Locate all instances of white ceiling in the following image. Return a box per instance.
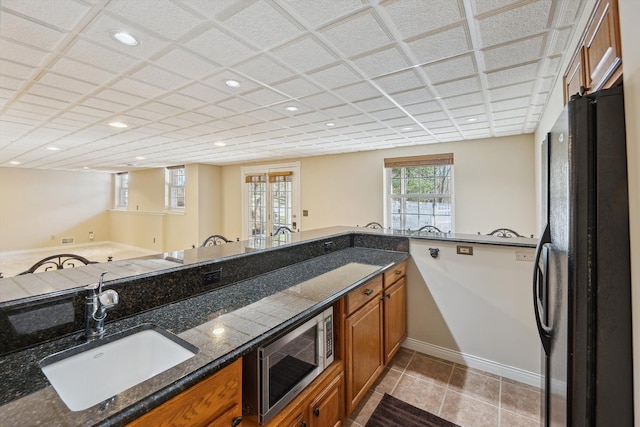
[0,0,585,171]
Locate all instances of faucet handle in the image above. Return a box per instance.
[99,289,119,308]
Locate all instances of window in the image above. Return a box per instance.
[166,166,185,209]
[242,163,300,239]
[115,172,128,208]
[385,153,453,232]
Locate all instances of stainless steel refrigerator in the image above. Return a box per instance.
[533,86,634,426]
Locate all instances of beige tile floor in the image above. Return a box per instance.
[346,348,541,427]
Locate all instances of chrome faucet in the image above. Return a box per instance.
[85,271,119,340]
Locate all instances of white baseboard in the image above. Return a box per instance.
[401,337,542,388]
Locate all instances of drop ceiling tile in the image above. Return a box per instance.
[19,94,70,110]
[66,39,138,73]
[160,93,206,110]
[381,0,463,39]
[448,105,487,118]
[49,57,116,85]
[471,0,521,15]
[488,81,534,101]
[373,68,422,94]
[95,88,147,106]
[493,116,526,127]
[281,0,365,28]
[27,83,83,102]
[179,83,230,103]
[352,45,411,78]
[440,91,484,109]
[107,0,203,40]
[433,76,481,98]
[299,92,343,109]
[155,48,220,79]
[130,65,190,90]
[403,100,441,115]
[38,72,98,95]
[477,0,552,48]
[240,88,289,106]
[1,11,67,51]
[142,101,184,116]
[234,55,294,84]
[492,108,527,120]
[1,39,51,67]
[333,82,380,103]
[70,105,112,118]
[367,108,405,121]
[127,108,166,121]
[0,75,22,90]
[486,62,539,87]
[351,96,395,112]
[321,11,392,58]
[11,101,58,116]
[184,26,256,66]
[482,35,544,71]
[272,36,338,73]
[217,97,261,113]
[196,104,236,119]
[421,54,476,84]
[406,25,470,65]
[306,63,361,89]
[1,0,91,31]
[272,77,322,99]
[81,98,128,113]
[389,87,431,105]
[222,0,302,49]
[0,59,35,79]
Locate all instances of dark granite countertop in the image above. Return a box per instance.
[0,247,408,426]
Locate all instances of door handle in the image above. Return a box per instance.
[313,407,320,417]
[533,223,552,354]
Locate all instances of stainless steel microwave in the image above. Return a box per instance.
[243,307,334,425]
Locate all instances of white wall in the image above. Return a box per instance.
[618,0,640,420]
[406,239,540,383]
[0,167,112,252]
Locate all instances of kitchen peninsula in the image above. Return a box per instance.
[0,227,536,426]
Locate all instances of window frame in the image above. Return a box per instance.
[114,172,128,208]
[166,165,186,210]
[384,154,454,233]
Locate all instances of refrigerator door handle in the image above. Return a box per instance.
[533,223,552,354]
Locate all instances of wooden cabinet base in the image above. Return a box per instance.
[127,359,242,427]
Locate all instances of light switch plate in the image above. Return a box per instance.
[516,251,535,262]
[456,245,473,255]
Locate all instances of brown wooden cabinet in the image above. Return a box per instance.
[127,358,242,427]
[307,373,343,427]
[345,294,384,414]
[383,277,407,365]
[563,0,622,102]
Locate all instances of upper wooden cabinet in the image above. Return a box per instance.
[564,0,622,102]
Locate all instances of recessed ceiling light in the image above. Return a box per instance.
[285,106,298,112]
[214,142,226,147]
[401,127,414,131]
[326,122,335,127]
[466,117,479,122]
[46,146,60,151]
[225,79,240,88]
[135,156,145,160]
[9,161,20,165]
[112,31,139,46]
[109,121,128,128]
[83,166,90,170]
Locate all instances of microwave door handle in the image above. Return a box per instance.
[533,223,552,354]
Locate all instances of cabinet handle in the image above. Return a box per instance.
[231,416,243,427]
[314,408,320,417]
[301,422,307,427]
[387,293,391,299]
[364,289,373,296]
[395,270,402,275]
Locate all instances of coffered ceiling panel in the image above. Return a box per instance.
[0,0,587,170]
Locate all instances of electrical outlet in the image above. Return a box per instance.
[89,231,94,240]
[203,269,222,285]
[324,241,334,252]
[516,251,535,262]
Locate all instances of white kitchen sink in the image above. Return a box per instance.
[40,324,198,411]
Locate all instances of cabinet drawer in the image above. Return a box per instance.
[383,261,406,287]
[346,276,382,316]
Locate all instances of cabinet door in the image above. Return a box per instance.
[564,47,586,102]
[383,278,407,365]
[345,296,384,414]
[206,405,242,427]
[584,0,622,91]
[127,359,241,427]
[308,373,343,427]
